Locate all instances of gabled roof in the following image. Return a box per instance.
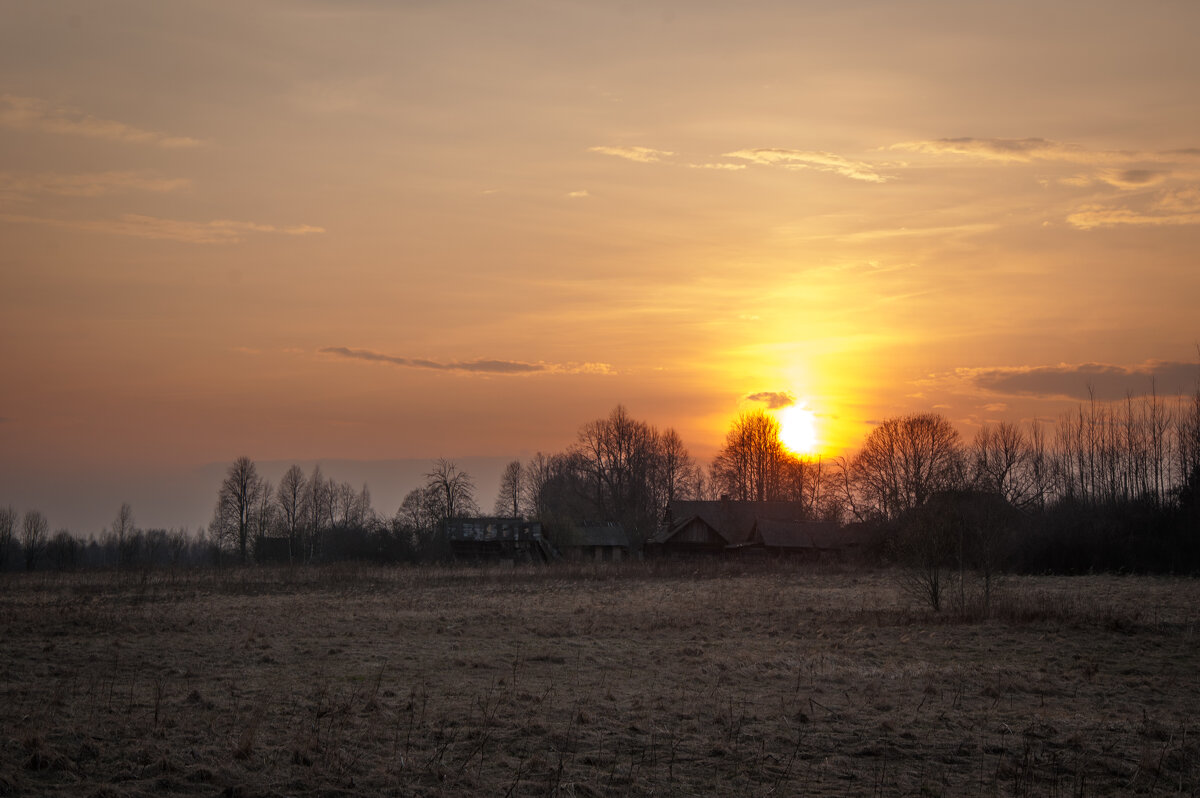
[652,500,811,546]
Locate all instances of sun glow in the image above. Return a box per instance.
[778,404,819,456]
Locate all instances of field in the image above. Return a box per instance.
[1,562,1198,797]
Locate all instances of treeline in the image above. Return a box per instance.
[835,390,1200,575]
[3,387,1198,574]
[0,503,210,572]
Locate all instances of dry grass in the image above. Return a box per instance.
[1,561,1198,796]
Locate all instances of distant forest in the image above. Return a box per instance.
[3,386,1199,575]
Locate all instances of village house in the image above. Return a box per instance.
[646,499,860,560]
[445,517,555,563]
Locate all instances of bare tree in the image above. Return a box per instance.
[656,427,701,504]
[493,460,524,517]
[113,502,136,568]
[849,413,965,521]
[425,459,478,523]
[21,509,48,571]
[971,422,1037,509]
[211,456,266,563]
[276,465,306,562]
[47,529,79,571]
[301,465,329,562]
[710,410,794,502]
[0,505,15,570]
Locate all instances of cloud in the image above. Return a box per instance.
[1067,187,1200,229]
[745,391,796,409]
[1096,169,1167,190]
[0,94,202,148]
[724,148,891,183]
[959,361,1199,401]
[1066,207,1200,229]
[566,189,590,199]
[0,171,191,200]
[890,137,1083,163]
[891,138,1200,171]
[588,145,675,164]
[320,346,614,376]
[0,212,325,243]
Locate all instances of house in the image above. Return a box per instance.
[747,518,862,560]
[647,500,858,559]
[560,522,631,562]
[445,517,555,562]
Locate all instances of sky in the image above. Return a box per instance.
[2,1,1199,532]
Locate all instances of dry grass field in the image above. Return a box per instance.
[1,562,1198,797]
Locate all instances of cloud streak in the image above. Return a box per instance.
[320,347,614,376]
[0,94,202,148]
[891,137,1200,169]
[1067,187,1200,229]
[0,171,191,200]
[725,148,891,183]
[959,361,1199,401]
[745,391,796,409]
[589,145,675,164]
[0,213,325,243]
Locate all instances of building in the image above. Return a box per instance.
[560,522,632,562]
[647,500,858,559]
[445,517,555,562]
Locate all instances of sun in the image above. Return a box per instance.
[778,404,819,456]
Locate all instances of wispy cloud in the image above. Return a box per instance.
[724,148,891,183]
[0,94,202,148]
[566,189,590,199]
[891,137,1200,168]
[0,212,325,243]
[956,360,1198,401]
[320,346,615,376]
[1067,187,1200,229]
[0,171,191,200]
[892,137,1200,229]
[890,137,1086,163]
[745,391,796,409]
[588,145,675,164]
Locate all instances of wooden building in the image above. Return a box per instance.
[445,517,555,563]
[561,522,632,562]
[647,500,858,559]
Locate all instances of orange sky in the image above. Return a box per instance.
[2,2,1199,530]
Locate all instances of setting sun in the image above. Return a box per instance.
[778,404,819,456]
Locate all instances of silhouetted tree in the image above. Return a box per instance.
[847,413,965,521]
[21,509,48,571]
[47,529,78,571]
[298,465,332,562]
[276,465,306,562]
[493,460,524,517]
[711,410,795,502]
[425,459,478,524]
[971,422,1037,509]
[112,502,137,568]
[0,505,15,570]
[211,456,266,563]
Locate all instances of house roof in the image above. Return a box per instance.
[651,500,812,546]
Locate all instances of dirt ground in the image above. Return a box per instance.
[1,562,1198,797]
